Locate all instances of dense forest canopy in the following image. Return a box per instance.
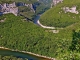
[0,14,80,60]
[0,0,80,60]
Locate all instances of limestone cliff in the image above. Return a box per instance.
[51,0,63,8]
[0,2,18,16]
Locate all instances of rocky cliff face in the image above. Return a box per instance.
[62,6,79,14]
[0,2,35,16]
[0,2,18,16]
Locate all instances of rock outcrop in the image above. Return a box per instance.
[63,6,79,14]
[27,4,35,13]
[0,2,18,16]
[53,0,63,5]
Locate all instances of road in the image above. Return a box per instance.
[37,20,55,29]
[34,15,56,29]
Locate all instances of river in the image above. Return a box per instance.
[0,48,53,60]
[33,15,40,25]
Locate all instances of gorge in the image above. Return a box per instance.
[0,0,80,60]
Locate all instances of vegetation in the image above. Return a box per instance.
[0,0,80,60]
[35,0,52,14]
[0,55,28,60]
[18,6,36,21]
[0,0,37,4]
[40,0,80,28]
[35,3,49,14]
[70,30,80,51]
[0,0,51,21]
[57,30,80,60]
[0,14,80,60]
[0,0,37,21]
[0,16,5,21]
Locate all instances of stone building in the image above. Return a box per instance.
[0,2,18,16]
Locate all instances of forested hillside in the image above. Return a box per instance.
[0,14,80,60]
[38,0,80,59]
[0,0,80,60]
[35,0,52,14]
[40,0,80,27]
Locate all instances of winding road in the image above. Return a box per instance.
[37,20,56,29]
[34,15,56,29]
[33,15,60,33]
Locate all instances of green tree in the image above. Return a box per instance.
[70,30,80,51]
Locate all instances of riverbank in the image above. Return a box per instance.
[0,46,55,60]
